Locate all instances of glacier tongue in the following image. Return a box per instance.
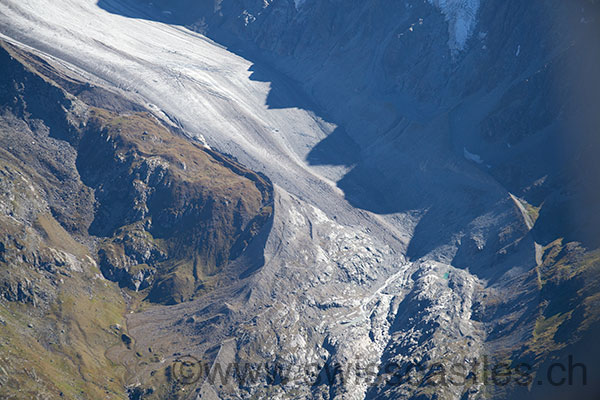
[0,1,506,399]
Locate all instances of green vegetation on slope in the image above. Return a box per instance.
[0,39,274,398]
[526,239,600,359]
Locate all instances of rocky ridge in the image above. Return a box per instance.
[0,39,273,398]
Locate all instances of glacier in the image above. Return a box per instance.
[1,0,599,399]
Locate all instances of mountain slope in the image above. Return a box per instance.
[1,1,599,399]
[0,40,272,398]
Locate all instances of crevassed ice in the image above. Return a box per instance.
[428,0,480,53]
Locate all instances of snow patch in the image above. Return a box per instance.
[428,0,480,53]
[463,147,483,164]
[294,0,306,9]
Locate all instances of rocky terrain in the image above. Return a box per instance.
[1,0,599,399]
[0,40,272,398]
